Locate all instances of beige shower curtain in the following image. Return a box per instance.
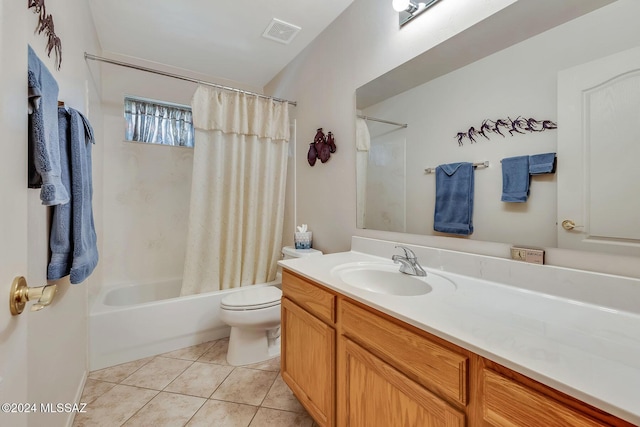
[180,86,290,295]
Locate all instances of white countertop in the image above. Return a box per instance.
[278,249,640,425]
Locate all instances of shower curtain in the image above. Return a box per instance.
[180,86,290,295]
[355,117,370,229]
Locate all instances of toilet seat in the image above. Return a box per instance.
[221,286,282,311]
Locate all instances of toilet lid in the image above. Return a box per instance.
[220,286,282,311]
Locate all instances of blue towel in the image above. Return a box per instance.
[48,107,98,284]
[28,45,70,206]
[434,162,474,236]
[501,156,530,202]
[529,152,556,174]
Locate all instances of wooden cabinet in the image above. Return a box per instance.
[281,271,336,427]
[480,368,604,427]
[340,299,468,407]
[280,269,634,427]
[474,358,634,427]
[338,336,465,427]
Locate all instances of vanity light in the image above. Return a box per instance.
[394,0,441,27]
[393,0,416,13]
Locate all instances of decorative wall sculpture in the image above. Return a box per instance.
[28,0,62,69]
[455,117,557,146]
[308,128,337,166]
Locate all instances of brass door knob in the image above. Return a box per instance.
[9,276,58,315]
[561,219,584,231]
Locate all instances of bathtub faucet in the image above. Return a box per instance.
[392,246,427,277]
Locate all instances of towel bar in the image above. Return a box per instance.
[425,161,489,174]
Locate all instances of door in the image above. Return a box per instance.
[558,46,640,256]
[0,1,30,426]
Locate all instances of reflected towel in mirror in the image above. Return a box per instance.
[501,156,530,202]
[434,162,474,236]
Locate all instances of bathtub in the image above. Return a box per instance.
[89,276,281,371]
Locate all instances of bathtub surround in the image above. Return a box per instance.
[90,279,281,371]
[181,87,290,295]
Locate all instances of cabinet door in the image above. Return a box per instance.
[338,337,465,427]
[281,297,335,427]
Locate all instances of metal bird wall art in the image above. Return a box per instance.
[455,117,557,146]
[28,0,62,69]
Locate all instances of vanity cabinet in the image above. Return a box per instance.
[338,336,465,427]
[476,358,633,427]
[281,271,336,427]
[338,299,466,426]
[280,269,634,427]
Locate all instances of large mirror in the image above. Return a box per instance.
[356,0,640,255]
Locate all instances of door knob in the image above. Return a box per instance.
[9,276,58,315]
[561,219,584,231]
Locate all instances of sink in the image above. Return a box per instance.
[330,262,442,296]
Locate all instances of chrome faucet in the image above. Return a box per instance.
[392,245,426,277]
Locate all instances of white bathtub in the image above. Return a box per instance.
[89,276,281,371]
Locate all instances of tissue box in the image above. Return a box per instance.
[294,231,312,249]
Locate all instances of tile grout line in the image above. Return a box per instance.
[78,340,313,426]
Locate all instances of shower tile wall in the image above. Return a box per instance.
[74,338,318,427]
[102,99,194,287]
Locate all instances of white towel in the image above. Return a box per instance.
[355,118,371,152]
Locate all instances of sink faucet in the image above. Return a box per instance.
[392,245,426,277]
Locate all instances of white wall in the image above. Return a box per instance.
[267,0,640,278]
[267,0,517,251]
[22,1,103,426]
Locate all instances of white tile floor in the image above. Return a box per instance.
[73,338,317,426]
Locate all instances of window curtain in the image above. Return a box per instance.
[180,86,290,295]
[124,97,194,147]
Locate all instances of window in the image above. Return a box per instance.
[124,96,194,147]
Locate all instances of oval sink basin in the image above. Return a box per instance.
[330,262,438,296]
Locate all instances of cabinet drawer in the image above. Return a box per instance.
[340,300,468,406]
[282,270,335,324]
[481,368,605,427]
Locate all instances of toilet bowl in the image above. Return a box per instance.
[219,286,283,366]
[219,246,322,366]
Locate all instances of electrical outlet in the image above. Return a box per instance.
[510,248,527,261]
[511,246,545,264]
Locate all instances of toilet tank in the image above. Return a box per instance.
[281,246,323,260]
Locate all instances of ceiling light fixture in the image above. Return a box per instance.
[394,0,442,27]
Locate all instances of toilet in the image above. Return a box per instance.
[219,246,322,366]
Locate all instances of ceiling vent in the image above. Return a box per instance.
[262,18,301,45]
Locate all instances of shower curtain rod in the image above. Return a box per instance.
[357,115,407,128]
[84,53,297,107]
